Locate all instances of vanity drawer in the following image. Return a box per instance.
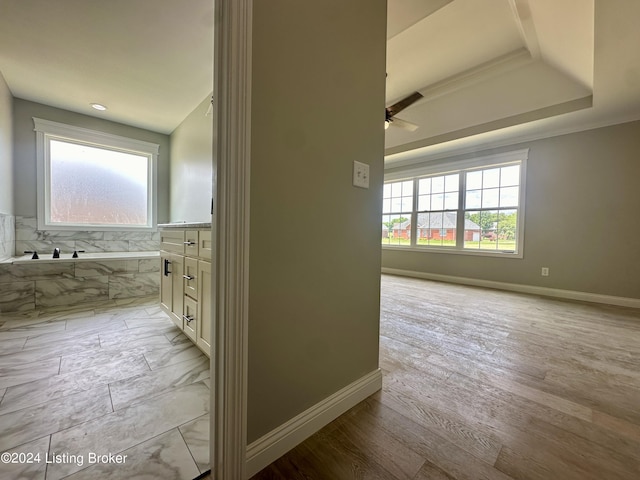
[184,230,200,257]
[160,230,185,254]
[183,296,198,343]
[183,257,198,301]
[198,229,212,259]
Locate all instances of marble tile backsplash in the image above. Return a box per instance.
[0,213,15,261]
[14,216,160,256]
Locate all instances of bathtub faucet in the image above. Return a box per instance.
[53,247,60,259]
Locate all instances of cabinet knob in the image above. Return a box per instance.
[183,315,194,324]
[184,241,196,245]
[183,275,194,280]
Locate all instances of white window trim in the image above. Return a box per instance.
[34,118,159,231]
[383,149,528,259]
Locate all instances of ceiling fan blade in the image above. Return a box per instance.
[386,91,423,117]
[389,117,419,132]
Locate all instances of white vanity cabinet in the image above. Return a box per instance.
[159,225,212,357]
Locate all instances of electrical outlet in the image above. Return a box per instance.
[541,267,549,277]
[353,161,370,189]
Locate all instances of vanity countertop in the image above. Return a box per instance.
[158,222,212,229]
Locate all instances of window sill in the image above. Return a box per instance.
[381,245,523,259]
[37,222,156,232]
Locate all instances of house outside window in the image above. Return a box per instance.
[416,173,459,247]
[34,118,159,231]
[382,180,413,246]
[382,149,527,257]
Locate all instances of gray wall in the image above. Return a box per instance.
[169,94,213,222]
[383,120,640,299]
[247,0,386,442]
[12,99,171,223]
[0,71,13,260]
[0,71,12,214]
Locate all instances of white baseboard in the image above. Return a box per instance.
[381,267,640,309]
[245,368,382,478]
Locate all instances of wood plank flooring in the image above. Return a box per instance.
[251,274,640,480]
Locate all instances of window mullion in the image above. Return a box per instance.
[411,178,418,246]
[456,171,466,249]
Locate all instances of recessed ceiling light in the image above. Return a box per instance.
[91,103,107,111]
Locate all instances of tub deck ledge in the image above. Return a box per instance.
[7,251,159,265]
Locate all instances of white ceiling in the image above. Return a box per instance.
[1,0,639,159]
[0,0,214,134]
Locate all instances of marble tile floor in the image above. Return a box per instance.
[0,297,210,480]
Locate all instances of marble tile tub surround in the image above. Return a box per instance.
[0,213,15,261]
[0,256,160,313]
[0,216,162,313]
[15,216,160,255]
[0,298,210,479]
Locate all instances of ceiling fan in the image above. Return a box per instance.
[385,91,423,131]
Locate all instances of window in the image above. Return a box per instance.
[382,149,527,257]
[34,118,158,231]
[382,180,412,245]
[416,173,459,247]
[463,164,520,252]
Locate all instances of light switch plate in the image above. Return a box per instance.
[353,161,370,189]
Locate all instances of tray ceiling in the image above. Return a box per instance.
[384,0,597,156]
